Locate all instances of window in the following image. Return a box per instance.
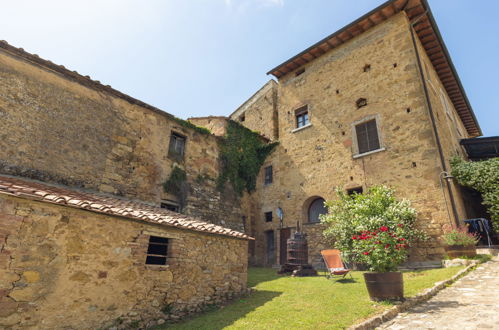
[308,198,327,223]
[347,187,363,195]
[168,132,186,160]
[264,165,273,185]
[295,106,309,128]
[355,119,380,154]
[264,211,273,222]
[239,114,245,122]
[145,236,169,265]
[160,201,179,212]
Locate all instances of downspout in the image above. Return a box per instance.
[408,15,460,227]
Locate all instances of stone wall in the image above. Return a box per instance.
[0,46,243,231]
[235,12,471,265]
[0,194,248,329]
[230,80,278,141]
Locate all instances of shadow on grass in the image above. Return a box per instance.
[160,290,282,330]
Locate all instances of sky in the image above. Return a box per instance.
[1,0,498,136]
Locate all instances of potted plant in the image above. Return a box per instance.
[442,227,479,258]
[321,185,426,301]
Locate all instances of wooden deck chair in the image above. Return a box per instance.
[320,249,352,280]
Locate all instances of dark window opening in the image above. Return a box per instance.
[356,98,368,109]
[295,106,309,128]
[308,198,327,223]
[347,187,363,195]
[355,119,380,154]
[264,211,273,222]
[295,68,305,76]
[239,114,245,122]
[160,201,179,212]
[168,132,186,160]
[145,236,169,265]
[264,165,273,185]
[363,64,371,72]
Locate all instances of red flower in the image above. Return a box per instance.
[352,235,357,240]
[398,238,406,242]
[380,226,389,232]
[385,244,390,249]
[397,224,403,228]
[363,251,370,255]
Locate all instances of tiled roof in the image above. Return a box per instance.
[0,175,252,240]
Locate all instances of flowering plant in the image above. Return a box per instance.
[321,185,426,272]
[442,227,479,247]
[352,224,411,272]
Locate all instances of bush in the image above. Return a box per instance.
[321,185,426,272]
[442,227,479,246]
[451,157,499,229]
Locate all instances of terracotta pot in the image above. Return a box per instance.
[444,245,476,259]
[363,272,403,301]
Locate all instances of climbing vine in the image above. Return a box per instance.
[163,166,188,208]
[451,157,499,228]
[217,120,278,196]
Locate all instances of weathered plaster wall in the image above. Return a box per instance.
[239,12,468,266]
[0,49,243,231]
[0,195,248,329]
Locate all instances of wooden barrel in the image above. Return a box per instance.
[287,233,308,265]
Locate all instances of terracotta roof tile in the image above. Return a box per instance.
[0,175,252,240]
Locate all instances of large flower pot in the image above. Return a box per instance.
[444,245,476,259]
[363,272,403,301]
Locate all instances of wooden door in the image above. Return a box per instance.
[279,228,291,265]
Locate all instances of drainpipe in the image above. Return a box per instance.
[408,15,460,228]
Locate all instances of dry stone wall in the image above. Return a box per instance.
[0,194,248,329]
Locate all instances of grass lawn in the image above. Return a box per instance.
[159,266,464,330]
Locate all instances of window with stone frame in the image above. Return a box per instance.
[295,106,309,128]
[264,165,273,185]
[168,132,186,160]
[264,211,273,222]
[145,236,169,265]
[355,119,381,154]
[347,186,363,195]
[308,198,327,223]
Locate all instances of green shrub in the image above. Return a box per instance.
[451,157,499,229]
[321,185,426,272]
[442,226,479,246]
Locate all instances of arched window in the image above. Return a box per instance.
[308,198,327,223]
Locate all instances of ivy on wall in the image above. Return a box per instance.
[163,166,188,208]
[217,120,278,196]
[451,157,499,228]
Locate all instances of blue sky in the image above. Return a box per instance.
[2,0,497,136]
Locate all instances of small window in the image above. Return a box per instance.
[295,106,309,128]
[160,201,179,212]
[347,187,363,195]
[239,114,245,122]
[355,119,380,154]
[308,198,327,223]
[145,236,169,265]
[168,132,186,160]
[264,211,273,222]
[264,165,273,185]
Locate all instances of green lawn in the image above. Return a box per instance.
[159,266,464,330]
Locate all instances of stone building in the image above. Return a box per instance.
[0,0,489,327]
[228,0,483,267]
[0,33,251,328]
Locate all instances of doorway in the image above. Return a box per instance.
[279,228,291,265]
[265,230,275,265]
